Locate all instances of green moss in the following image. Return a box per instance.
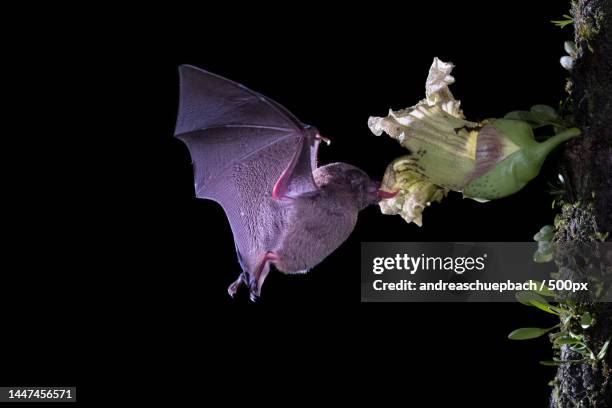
[554,200,608,242]
[572,2,606,53]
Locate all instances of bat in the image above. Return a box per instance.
[174,65,394,300]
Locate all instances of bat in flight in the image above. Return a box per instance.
[174,65,394,300]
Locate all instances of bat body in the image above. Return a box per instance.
[174,66,388,300]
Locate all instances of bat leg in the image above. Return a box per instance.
[249,251,279,301]
[228,244,249,297]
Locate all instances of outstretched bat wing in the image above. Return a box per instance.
[174,65,320,272]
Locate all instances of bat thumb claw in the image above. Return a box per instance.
[316,134,331,146]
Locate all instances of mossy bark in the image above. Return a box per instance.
[550,0,612,406]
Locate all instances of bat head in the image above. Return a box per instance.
[317,163,382,210]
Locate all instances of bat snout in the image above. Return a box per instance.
[366,180,381,193]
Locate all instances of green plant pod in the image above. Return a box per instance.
[462,120,580,200]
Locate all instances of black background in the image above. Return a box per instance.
[4,1,576,405]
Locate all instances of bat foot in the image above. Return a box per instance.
[227,273,247,298]
[228,271,262,301]
[227,271,262,301]
[228,252,277,301]
[247,251,276,301]
[248,276,263,302]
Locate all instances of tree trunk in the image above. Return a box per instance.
[551,0,612,406]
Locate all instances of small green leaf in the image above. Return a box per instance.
[505,109,565,129]
[531,299,562,315]
[508,327,553,340]
[569,331,584,340]
[534,251,554,263]
[551,15,573,29]
[515,291,560,315]
[543,358,589,365]
[580,312,593,329]
[516,291,546,306]
[597,339,610,360]
[532,113,565,127]
[504,110,533,121]
[533,241,554,263]
[538,241,553,254]
[570,344,587,353]
[531,105,559,119]
[525,280,556,298]
[554,336,581,345]
[551,330,569,339]
[504,111,544,128]
[534,225,555,242]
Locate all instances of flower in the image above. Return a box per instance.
[378,157,448,227]
[370,58,580,225]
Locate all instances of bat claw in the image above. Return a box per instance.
[228,253,275,301]
[316,134,331,146]
[249,280,261,302]
[227,273,247,298]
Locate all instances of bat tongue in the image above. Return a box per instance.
[377,189,398,200]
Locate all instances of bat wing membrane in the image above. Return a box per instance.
[174,65,319,270]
